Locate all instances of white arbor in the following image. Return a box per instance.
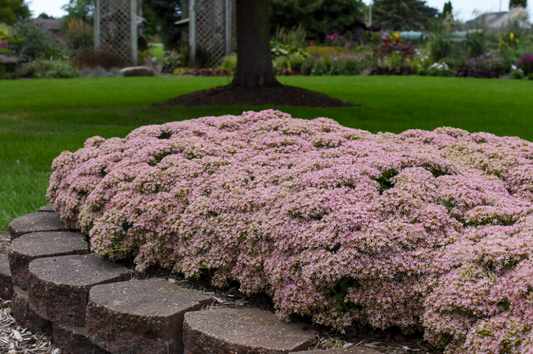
[94,0,141,66]
[179,0,235,67]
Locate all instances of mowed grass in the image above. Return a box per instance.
[1,75,532,229]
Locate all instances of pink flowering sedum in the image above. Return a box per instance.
[47,110,533,353]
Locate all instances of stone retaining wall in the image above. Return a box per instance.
[1,207,379,354]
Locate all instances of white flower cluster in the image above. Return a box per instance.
[429,62,450,70]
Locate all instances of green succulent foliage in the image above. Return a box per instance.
[270,0,365,40]
[510,0,528,8]
[0,0,31,25]
[372,0,439,31]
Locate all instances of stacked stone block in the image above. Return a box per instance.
[0,208,380,354]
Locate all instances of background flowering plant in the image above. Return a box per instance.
[456,55,505,79]
[517,54,533,76]
[48,110,533,353]
[427,62,453,77]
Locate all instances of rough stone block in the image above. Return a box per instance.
[9,212,67,240]
[9,231,89,290]
[0,254,13,300]
[87,279,212,354]
[297,347,381,354]
[12,286,52,336]
[183,307,317,354]
[28,254,132,327]
[52,322,110,354]
[38,204,55,213]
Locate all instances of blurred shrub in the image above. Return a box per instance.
[272,24,306,48]
[383,52,404,70]
[9,19,65,62]
[455,55,504,78]
[370,66,416,76]
[287,52,307,73]
[330,55,371,75]
[498,46,527,72]
[172,67,193,75]
[219,55,237,73]
[273,51,308,73]
[300,57,315,75]
[80,66,123,78]
[427,62,454,77]
[64,19,93,53]
[306,46,349,58]
[528,73,533,80]
[311,57,330,76]
[72,44,127,70]
[430,34,458,62]
[510,67,525,79]
[465,31,487,58]
[16,60,79,79]
[161,51,184,73]
[161,51,185,73]
[407,49,432,73]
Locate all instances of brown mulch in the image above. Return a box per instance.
[154,85,357,108]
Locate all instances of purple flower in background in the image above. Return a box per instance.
[0,41,8,48]
[518,54,533,67]
[517,54,533,75]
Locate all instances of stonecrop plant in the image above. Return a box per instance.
[48,110,533,353]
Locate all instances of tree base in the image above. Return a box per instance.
[154,85,356,108]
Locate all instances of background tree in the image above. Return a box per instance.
[372,0,439,31]
[510,0,528,8]
[232,0,278,88]
[60,0,93,33]
[270,0,364,40]
[142,0,181,49]
[61,0,93,22]
[442,1,453,20]
[37,13,54,19]
[0,0,30,25]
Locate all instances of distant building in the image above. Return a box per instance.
[466,10,531,30]
[32,18,63,34]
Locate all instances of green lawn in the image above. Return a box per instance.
[1,75,532,229]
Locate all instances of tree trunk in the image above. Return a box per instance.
[232,0,280,88]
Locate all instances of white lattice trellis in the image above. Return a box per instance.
[94,0,138,66]
[183,0,235,68]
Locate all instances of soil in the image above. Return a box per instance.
[154,85,357,108]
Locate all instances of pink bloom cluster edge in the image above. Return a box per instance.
[47,110,533,353]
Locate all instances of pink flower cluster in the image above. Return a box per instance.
[47,110,533,353]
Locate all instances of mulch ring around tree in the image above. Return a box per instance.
[154,85,358,108]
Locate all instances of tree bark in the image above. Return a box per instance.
[232,0,280,88]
